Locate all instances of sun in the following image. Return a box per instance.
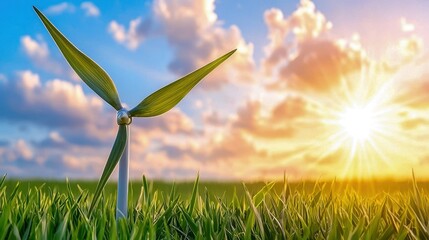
[274,64,422,180]
[339,106,377,143]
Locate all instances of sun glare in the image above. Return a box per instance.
[291,64,424,180]
[339,106,376,143]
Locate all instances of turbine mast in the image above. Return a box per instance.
[116,125,129,219]
[116,109,132,219]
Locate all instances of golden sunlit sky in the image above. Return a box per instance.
[1,0,429,180]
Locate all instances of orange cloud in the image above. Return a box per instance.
[6,0,429,180]
[262,1,366,93]
[271,96,309,121]
[233,101,295,139]
[276,39,365,92]
[262,0,332,74]
[153,0,255,89]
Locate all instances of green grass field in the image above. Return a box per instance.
[1,175,429,239]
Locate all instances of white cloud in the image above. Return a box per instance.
[1,139,34,162]
[45,2,76,15]
[20,35,64,75]
[153,0,255,89]
[400,17,415,32]
[20,36,81,81]
[7,0,429,180]
[17,70,41,90]
[262,8,290,74]
[289,0,332,40]
[106,0,255,89]
[81,2,100,17]
[108,18,150,50]
[21,35,49,59]
[0,70,104,128]
[49,131,66,143]
[14,140,33,161]
[0,69,202,179]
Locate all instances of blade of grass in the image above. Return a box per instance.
[187,174,199,215]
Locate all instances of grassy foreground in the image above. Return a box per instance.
[1,176,429,239]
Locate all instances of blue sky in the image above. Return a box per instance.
[1,0,429,180]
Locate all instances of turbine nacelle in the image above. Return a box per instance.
[117,108,132,125]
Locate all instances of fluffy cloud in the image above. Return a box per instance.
[276,39,365,92]
[134,108,194,135]
[108,18,151,50]
[0,71,104,128]
[6,0,429,180]
[271,97,309,121]
[0,71,122,150]
[263,1,365,93]
[45,2,76,15]
[400,17,415,33]
[137,95,321,179]
[202,110,228,127]
[44,2,100,17]
[107,0,255,89]
[0,139,106,178]
[81,2,100,17]
[153,0,255,89]
[20,35,70,77]
[262,0,332,74]
[0,70,201,178]
[21,36,48,59]
[0,139,44,177]
[233,101,295,139]
[228,95,319,142]
[262,9,290,75]
[149,128,270,180]
[288,0,332,40]
[10,140,34,161]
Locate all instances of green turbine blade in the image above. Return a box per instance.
[33,6,122,110]
[89,125,127,214]
[129,49,236,117]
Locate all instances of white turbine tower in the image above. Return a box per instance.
[33,6,235,218]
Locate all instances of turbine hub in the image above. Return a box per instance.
[117,108,132,125]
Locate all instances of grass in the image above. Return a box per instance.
[1,175,429,239]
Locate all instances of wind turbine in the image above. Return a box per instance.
[33,6,235,218]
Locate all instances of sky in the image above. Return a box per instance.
[1,0,429,180]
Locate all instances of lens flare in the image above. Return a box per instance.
[274,64,424,180]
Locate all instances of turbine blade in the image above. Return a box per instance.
[129,49,236,117]
[89,125,127,214]
[33,6,122,110]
